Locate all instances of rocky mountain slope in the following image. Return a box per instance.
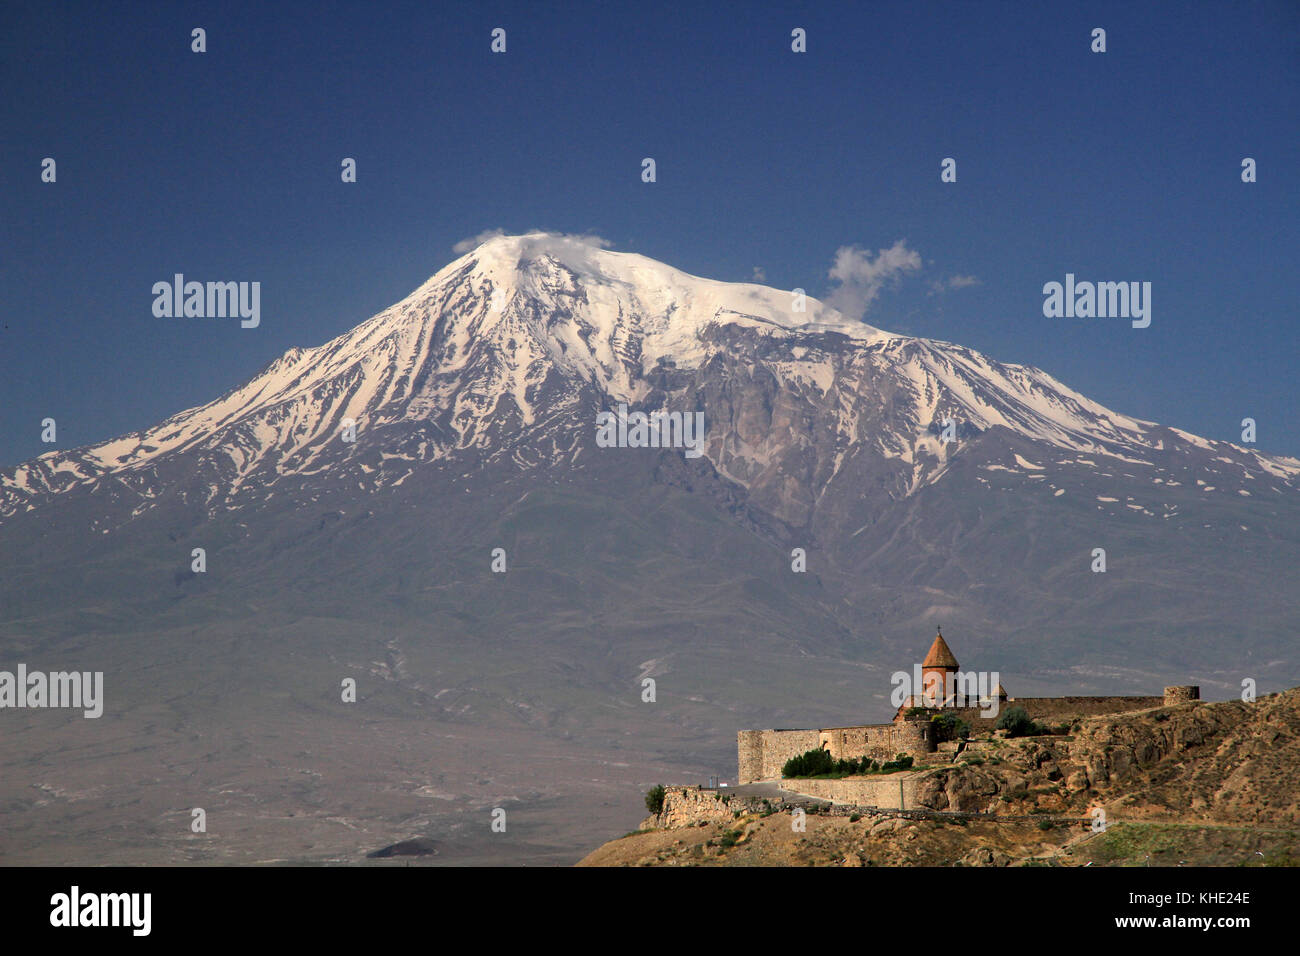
[7,233,1296,525]
[2,234,1297,865]
[3,233,1297,678]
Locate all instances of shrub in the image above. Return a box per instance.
[782,747,836,777]
[719,829,741,848]
[644,784,666,815]
[995,706,1045,738]
[880,754,914,772]
[930,712,971,742]
[849,813,862,823]
[782,748,912,778]
[1037,818,1054,831]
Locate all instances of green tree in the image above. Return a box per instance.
[995,706,1042,738]
[645,784,666,815]
[930,712,971,742]
[781,747,835,777]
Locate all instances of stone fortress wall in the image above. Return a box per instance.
[817,715,931,762]
[937,694,1167,730]
[738,729,821,784]
[738,721,934,784]
[738,671,1202,785]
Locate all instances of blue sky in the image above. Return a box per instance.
[2,0,1297,466]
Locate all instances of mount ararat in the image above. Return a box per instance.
[2,233,1296,864]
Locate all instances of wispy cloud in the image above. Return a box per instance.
[751,266,766,283]
[825,240,921,321]
[928,274,982,295]
[453,229,612,254]
[452,229,507,253]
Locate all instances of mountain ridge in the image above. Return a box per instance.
[1,239,1297,866]
[4,233,1296,526]
[2,234,1298,697]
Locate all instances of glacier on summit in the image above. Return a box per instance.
[2,233,1297,525]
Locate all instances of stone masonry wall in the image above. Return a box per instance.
[924,696,1167,729]
[1003,696,1166,724]
[648,786,769,829]
[737,731,766,785]
[739,721,934,783]
[737,729,820,783]
[740,695,1193,783]
[779,774,924,809]
[820,718,932,762]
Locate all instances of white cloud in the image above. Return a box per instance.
[825,240,921,321]
[751,266,766,283]
[452,229,507,254]
[542,231,612,250]
[452,229,612,255]
[928,274,982,295]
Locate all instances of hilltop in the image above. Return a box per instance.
[578,688,1300,866]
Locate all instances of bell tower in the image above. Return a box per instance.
[921,626,960,705]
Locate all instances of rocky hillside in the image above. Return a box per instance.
[578,689,1300,866]
[913,687,1300,825]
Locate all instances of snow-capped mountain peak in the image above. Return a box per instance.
[2,235,1297,526]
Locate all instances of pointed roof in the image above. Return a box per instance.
[994,683,1008,698]
[923,628,959,669]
